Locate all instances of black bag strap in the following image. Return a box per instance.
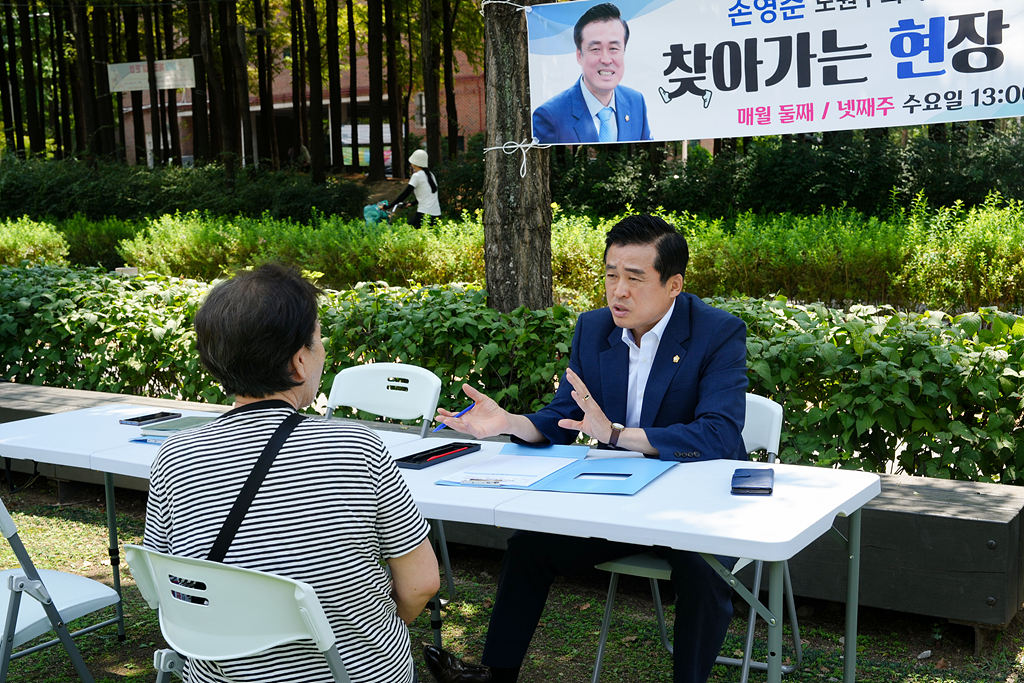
[207,412,305,563]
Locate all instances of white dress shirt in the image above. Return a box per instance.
[621,299,676,428]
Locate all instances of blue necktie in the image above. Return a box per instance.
[597,107,614,143]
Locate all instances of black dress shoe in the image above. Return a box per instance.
[423,645,492,683]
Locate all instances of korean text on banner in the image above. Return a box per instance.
[526,0,1024,145]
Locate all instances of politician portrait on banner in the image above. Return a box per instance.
[526,0,1024,145]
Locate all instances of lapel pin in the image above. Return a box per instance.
[625,115,630,122]
[673,355,679,363]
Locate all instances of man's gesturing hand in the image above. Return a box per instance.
[434,384,512,439]
[557,368,615,444]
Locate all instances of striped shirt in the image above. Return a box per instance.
[144,400,430,683]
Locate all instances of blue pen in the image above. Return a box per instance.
[432,402,476,432]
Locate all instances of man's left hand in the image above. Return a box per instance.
[556,368,615,444]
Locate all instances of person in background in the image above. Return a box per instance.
[394,149,442,229]
[144,263,439,683]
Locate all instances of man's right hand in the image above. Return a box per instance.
[435,384,511,439]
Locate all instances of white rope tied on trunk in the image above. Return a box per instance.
[483,138,552,177]
[479,0,531,16]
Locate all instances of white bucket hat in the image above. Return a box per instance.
[409,149,429,168]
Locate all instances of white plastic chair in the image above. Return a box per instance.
[124,545,351,683]
[324,362,456,607]
[0,498,120,683]
[591,394,802,683]
[324,362,442,438]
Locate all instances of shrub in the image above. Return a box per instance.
[896,193,1024,312]
[0,159,368,223]
[3,266,1022,483]
[0,217,68,266]
[720,297,1024,483]
[58,214,142,271]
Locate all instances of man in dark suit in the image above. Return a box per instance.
[425,215,748,683]
[532,3,653,144]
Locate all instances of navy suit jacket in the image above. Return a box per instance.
[520,293,748,462]
[532,77,652,144]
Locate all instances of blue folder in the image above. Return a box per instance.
[439,454,675,495]
[534,458,676,495]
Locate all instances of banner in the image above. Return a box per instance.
[107,59,196,93]
[527,0,1024,145]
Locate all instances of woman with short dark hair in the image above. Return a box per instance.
[145,263,439,683]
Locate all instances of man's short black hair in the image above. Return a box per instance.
[195,263,322,398]
[604,214,689,285]
[573,3,629,52]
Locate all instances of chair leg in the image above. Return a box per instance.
[433,520,456,601]
[426,592,444,649]
[718,559,804,677]
[649,578,673,655]
[783,562,803,672]
[739,561,765,683]
[591,572,619,683]
[0,589,23,683]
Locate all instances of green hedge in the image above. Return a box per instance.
[0,159,369,223]
[2,266,1022,483]
[11,194,1024,311]
[0,217,69,267]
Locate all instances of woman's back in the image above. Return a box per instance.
[144,401,429,683]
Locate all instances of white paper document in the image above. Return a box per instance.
[438,454,576,488]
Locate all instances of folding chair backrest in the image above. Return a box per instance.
[741,394,783,462]
[125,545,336,661]
[325,362,442,437]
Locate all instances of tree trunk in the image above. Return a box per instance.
[346,0,358,171]
[304,0,325,183]
[367,0,386,180]
[47,10,63,158]
[255,0,274,164]
[384,0,404,179]
[442,0,459,160]
[70,0,99,156]
[483,1,552,312]
[17,0,43,155]
[125,6,148,164]
[224,2,252,167]
[199,0,236,184]
[296,3,307,147]
[325,0,342,170]
[56,4,72,157]
[290,0,303,159]
[143,4,163,164]
[264,0,279,166]
[163,1,182,165]
[0,9,15,153]
[217,0,243,169]
[33,3,46,150]
[404,0,414,156]
[187,0,210,163]
[92,6,116,156]
[421,0,442,166]
[4,2,25,156]
[110,9,127,161]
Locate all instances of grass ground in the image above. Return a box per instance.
[2,476,1022,683]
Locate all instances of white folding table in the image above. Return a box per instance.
[0,408,880,683]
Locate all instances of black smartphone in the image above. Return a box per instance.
[119,411,182,426]
[396,442,481,469]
